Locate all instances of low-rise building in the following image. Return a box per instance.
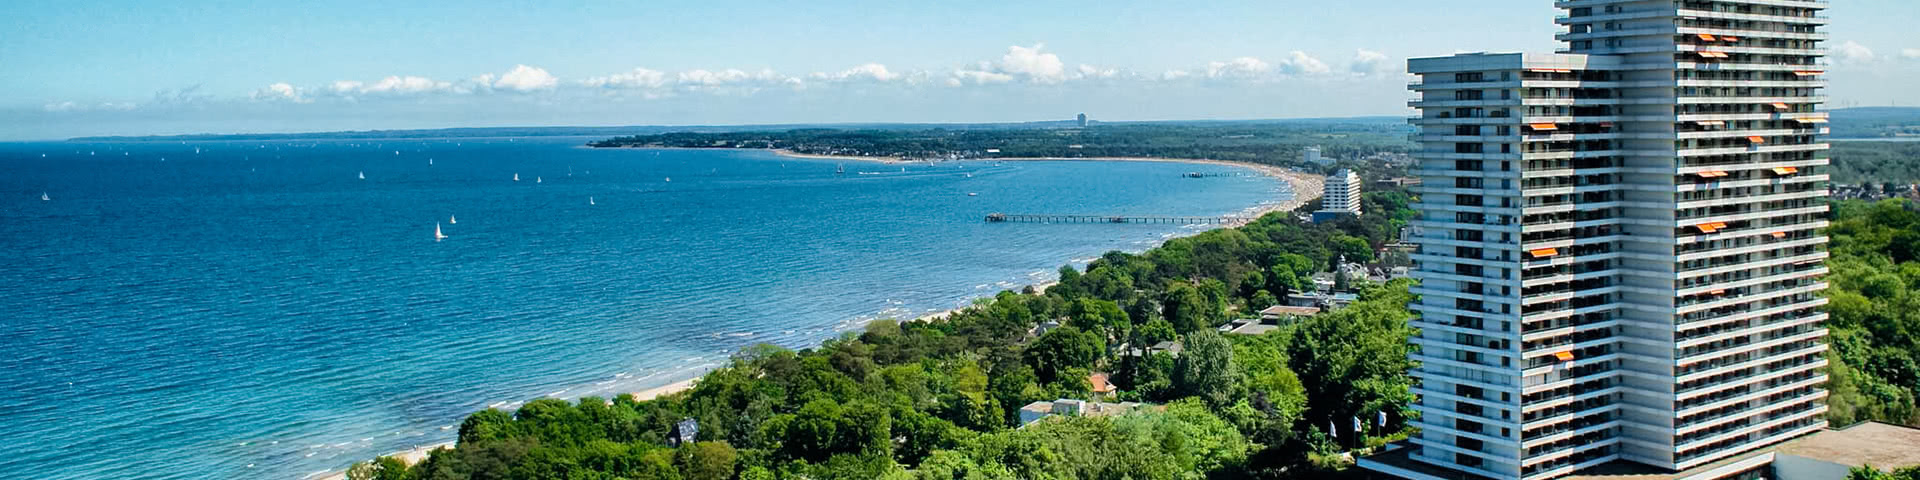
[1018,399,1157,426]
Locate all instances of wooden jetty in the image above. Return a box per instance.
[1185,172,1249,178]
[985,213,1249,225]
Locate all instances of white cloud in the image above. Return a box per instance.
[950,44,1073,85]
[810,63,901,83]
[1349,49,1391,76]
[678,69,755,86]
[492,65,558,92]
[1206,57,1272,79]
[368,76,451,94]
[1073,64,1127,81]
[251,82,310,103]
[1836,40,1876,64]
[1902,48,1920,60]
[1160,70,1193,81]
[1277,51,1331,76]
[1000,44,1067,83]
[949,69,1015,86]
[582,68,669,89]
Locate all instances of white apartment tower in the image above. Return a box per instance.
[1324,168,1363,215]
[1386,2,1832,479]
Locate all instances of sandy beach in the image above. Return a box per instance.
[765,150,1325,221]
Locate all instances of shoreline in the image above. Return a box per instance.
[312,378,704,480]
[315,150,1318,479]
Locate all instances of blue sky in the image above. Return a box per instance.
[2,0,1915,140]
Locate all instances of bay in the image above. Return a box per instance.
[0,137,1287,480]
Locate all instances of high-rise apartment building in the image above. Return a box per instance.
[1318,168,1363,221]
[1372,2,1832,479]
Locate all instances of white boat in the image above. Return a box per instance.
[965,173,973,178]
[589,197,596,205]
[536,177,542,183]
[449,215,457,224]
[513,173,520,181]
[968,192,978,197]
[358,171,365,180]
[435,223,448,241]
[41,192,50,201]
[429,158,434,166]
[665,177,671,182]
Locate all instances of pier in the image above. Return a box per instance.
[985,213,1249,225]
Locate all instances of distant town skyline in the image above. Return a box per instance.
[2,0,1917,140]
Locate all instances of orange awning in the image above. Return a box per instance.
[1772,102,1792,110]
[1771,166,1799,175]
[1747,136,1767,144]
[1708,289,1726,296]
[1771,232,1788,239]
[1696,170,1728,178]
[1696,51,1729,59]
[1793,70,1824,76]
[1694,223,1720,233]
[1795,117,1828,124]
[1696,34,1718,41]
[1721,36,1740,42]
[1695,120,1725,127]
[1555,351,1576,362]
[1530,248,1560,258]
[1529,123,1559,131]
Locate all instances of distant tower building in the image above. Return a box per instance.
[1313,168,1362,222]
[1077,113,1089,128]
[1304,146,1325,165]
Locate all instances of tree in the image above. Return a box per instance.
[1025,326,1105,384]
[676,442,738,480]
[1161,281,1221,334]
[345,456,413,480]
[1175,330,1238,408]
[1331,235,1373,265]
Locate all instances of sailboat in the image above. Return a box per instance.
[449,215,457,224]
[429,158,434,166]
[513,173,520,181]
[358,171,366,180]
[836,164,846,175]
[435,223,448,241]
[536,177,542,183]
[664,177,671,182]
[41,192,50,201]
[589,197,596,206]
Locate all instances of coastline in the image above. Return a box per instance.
[760,149,1326,220]
[312,378,704,480]
[318,151,1318,479]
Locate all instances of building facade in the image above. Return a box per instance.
[1392,1,1831,479]
[1316,168,1363,222]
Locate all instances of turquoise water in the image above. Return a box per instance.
[0,137,1287,480]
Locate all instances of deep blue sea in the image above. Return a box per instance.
[0,137,1287,480]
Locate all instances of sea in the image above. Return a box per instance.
[0,136,1288,480]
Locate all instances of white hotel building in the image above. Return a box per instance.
[1365,1,1833,480]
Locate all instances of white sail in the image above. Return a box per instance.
[536,177,542,183]
[358,171,366,180]
[589,197,596,205]
[514,173,520,181]
[449,215,457,224]
[435,223,448,240]
[42,192,50,201]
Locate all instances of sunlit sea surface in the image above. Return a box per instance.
[0,137,1287,479]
